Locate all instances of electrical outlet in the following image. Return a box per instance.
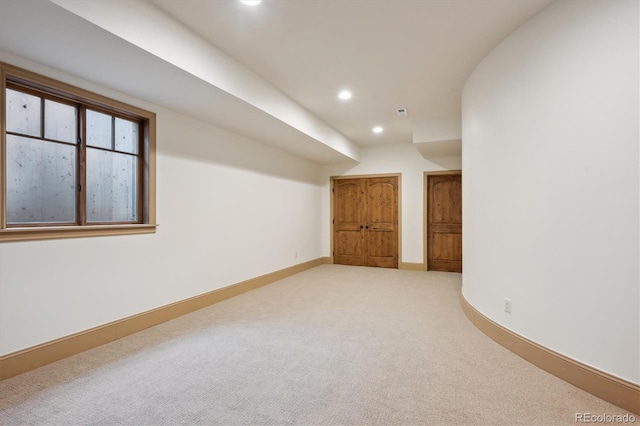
[504,298,512,313]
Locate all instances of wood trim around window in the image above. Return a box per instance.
[1,66,7,229]
[0,62,157,242]
[0,224,158,242]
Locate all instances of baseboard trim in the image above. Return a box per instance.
[460,294,640,415]
[0,257,326,381]
[399,262,425,271]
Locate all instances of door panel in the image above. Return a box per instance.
[367,179,395,223]
[432,179,462,224]
[333,176,398,268]
[336,231,362,255]
[366,177,398,268]
[427,174,462,272]
[366,229,397,268]
[334,179,365,266]
[432,232,462,261]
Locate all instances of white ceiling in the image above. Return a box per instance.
[0,0,554,164]
[151,0,554,146]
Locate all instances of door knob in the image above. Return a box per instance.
[365,225,369,229]
[360,225,363,229]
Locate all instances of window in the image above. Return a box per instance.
[0,63,156,242]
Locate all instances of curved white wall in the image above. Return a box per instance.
[462,0,639,384]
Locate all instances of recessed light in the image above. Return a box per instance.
[372,126,384,134]
[240,0,262,5]
[338,90,352,100]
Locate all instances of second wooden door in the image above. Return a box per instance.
[427,173,462,272]
[333,176,398,268]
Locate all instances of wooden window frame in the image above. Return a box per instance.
[0,62,157,242]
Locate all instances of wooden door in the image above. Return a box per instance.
[333,179,366,266]
[333,176,398,268]
[365,177,398,268]
[427,174,462,272]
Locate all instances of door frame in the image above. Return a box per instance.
[423,170,462,271]
[330,173,402,267]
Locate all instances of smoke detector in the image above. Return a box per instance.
[396,108,408,116]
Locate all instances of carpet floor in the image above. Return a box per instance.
[0,265,634,425]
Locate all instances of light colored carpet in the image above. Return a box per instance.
[0,265,634,425]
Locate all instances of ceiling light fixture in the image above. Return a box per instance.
[240,0,262,5]
[338,90,352,100]
[372,126,384,134]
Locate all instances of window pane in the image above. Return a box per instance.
[86,109,112,149]
[6,135,76,223]
[114,118,138,154]
[87,148,137,222]
[45,99,77,143]
[6,88,41,137]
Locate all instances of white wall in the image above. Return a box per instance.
[462,0,639,384]
[0,53,324,356]
[321,144,461,264]
[413,116,461,144]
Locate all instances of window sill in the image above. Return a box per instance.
[0,224,158,243]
